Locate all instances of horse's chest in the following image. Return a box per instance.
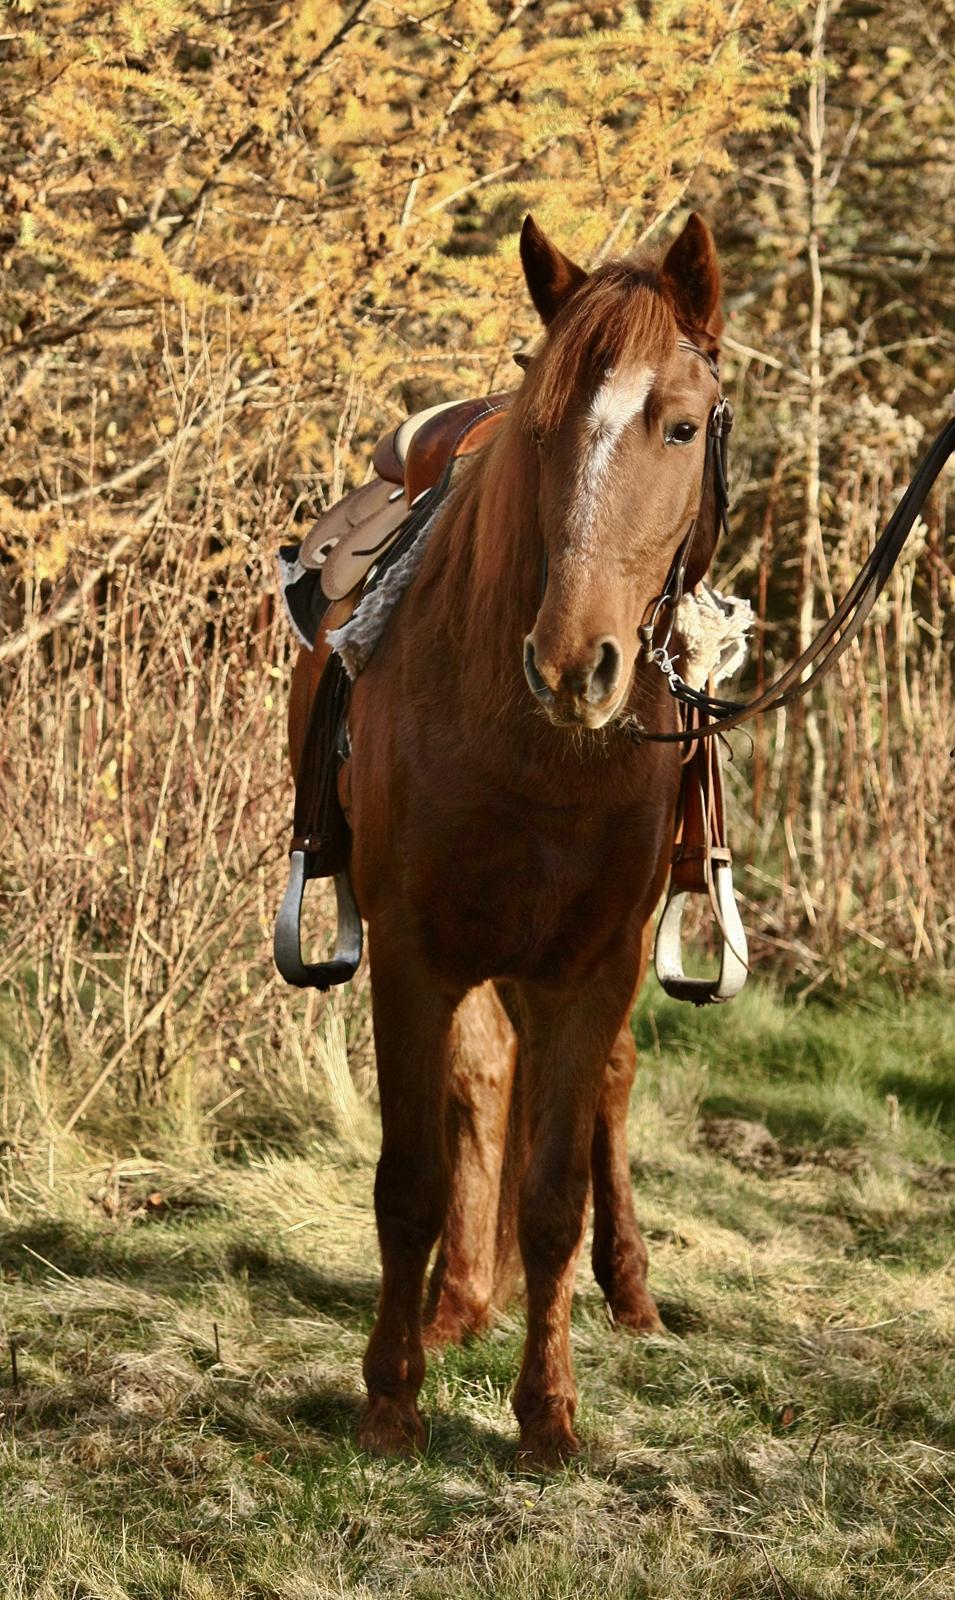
[406,798,668,985]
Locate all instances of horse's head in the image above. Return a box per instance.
[517,212,724,730]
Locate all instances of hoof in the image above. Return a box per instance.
[514,1396,580,1470]
[608,1293,666,1335]
[516,1422,581,1471]
[357,1397,426,1457]
[422,1316,465,1351]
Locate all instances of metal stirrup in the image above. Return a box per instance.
[274,853,363,990]
[654,857,748,1006]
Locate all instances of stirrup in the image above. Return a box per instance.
[654,856,748,1006]
[274,852,363,990]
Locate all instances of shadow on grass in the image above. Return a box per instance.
[698,1091,867,1149]
[227,1241,379,1322]
[840,1195,955,1269]
[0,1217,520,1468]
[290,1385,515,1469]
[0,1219,379,1323]
[653,1296,707,1335]
[877,1067,955,1130]
[283,1380,367,1439]
[426,1409,519,1472]
[0,1218,127,1279]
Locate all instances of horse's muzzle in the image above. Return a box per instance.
[523,634,624,727]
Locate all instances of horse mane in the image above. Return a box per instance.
[522,256,683,436]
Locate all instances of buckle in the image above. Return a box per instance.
[709,397,734,439]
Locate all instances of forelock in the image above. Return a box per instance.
[524,261,676,434]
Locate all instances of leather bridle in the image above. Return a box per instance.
[631,341,955,744]
[635,338,731,709]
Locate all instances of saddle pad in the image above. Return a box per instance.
[277,549,330,651]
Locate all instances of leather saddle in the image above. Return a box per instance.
[274,390,511,991]
[298,393,510,603]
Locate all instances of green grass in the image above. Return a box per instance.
[2,978,955,1598]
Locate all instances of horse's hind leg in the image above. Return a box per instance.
[358,923,460,1457]
[463,1017,663,1335]
[591,1022,664,1333]
[424,983,517,1348]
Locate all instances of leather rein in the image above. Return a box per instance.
[632,340,955,744]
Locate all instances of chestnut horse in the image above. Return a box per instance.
[288,212,725,1466]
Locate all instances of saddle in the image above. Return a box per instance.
[297,394,511,605]
[274,392,511,991]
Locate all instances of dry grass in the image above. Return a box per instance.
[1,977,954,1598]
[0,358,375,1139]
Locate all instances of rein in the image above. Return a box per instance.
[633,344,955,744]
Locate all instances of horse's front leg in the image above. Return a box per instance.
[511,970,636,1467]
[358,922,461,1457]
[591,924,664,1333]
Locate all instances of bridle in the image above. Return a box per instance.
[630,340,955,744]
[635,338,731,717]
[623,339,954,1003]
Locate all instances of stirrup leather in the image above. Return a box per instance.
[274,649,360,991]
[654,721,749,1005]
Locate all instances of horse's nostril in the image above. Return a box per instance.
[523,637,554,704]
[586,638,622,706]
[525,634,622,716]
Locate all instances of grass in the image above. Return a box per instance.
[1,977,954,1598]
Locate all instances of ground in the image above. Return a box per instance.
[1,978,954,1599]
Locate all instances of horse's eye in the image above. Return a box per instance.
[666,421,698,446]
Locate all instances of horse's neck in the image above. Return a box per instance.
[430,426,541,713]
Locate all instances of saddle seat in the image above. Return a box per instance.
[299,392,510,600]
[372,393,509,499]
[371,398,460,488]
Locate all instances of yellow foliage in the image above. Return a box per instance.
[0,0,802,531]
[33,528,71,583]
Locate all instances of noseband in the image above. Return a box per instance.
[632,342,955,744]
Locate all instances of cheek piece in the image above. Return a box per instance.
[637,356,731,701]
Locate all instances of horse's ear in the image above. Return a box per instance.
[520,215,588,325]
[660,213,723,338]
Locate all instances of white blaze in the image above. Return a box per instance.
[569,364,655,561]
